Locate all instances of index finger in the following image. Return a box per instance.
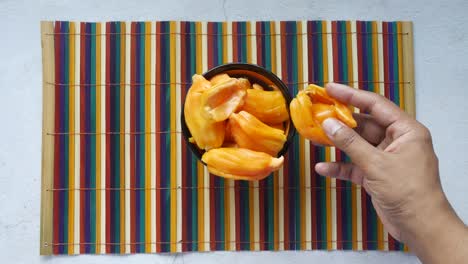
[325,82,408,127]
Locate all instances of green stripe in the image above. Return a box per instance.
[164,21,171,250]
[316,21,327,250]
[393,22,404,251]
[242,22,250,250]
[367,22,378,249]
[338,21,352,249]
[215,22,226,250]
[189,21,199,251]
[264,22,274,250]
[317,22,324,87]
[291,22,301,250]
[89,22,97,253]
[63,21,70,253]
[139,22,146,250]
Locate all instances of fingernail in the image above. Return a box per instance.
[322,118,343,136]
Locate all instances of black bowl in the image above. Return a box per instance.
[181,63,296,162]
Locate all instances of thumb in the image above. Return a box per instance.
[322,118,379,168]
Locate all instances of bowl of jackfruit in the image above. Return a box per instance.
[181,63,295,181]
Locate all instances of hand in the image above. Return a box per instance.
[315,83,468,264]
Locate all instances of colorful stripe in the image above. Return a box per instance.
[180,21,201,252]
[48,20,409,254]
[331,21,354,250]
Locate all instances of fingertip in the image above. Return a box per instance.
[325,82,337,89]
[325,82,353,100]
[314,162,328,175]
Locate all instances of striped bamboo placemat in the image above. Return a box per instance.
[40,20,415,255]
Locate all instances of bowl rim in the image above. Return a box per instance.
[180,62,297,163]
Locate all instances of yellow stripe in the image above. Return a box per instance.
[196,22,203,73]
[344,21,358,250]
[246,21,252,62]
[322,22,329,84]
[223,22,228,63]
[197,161,205,251]
[249,183,254,249]
[221,21,232,250]
[119,21,126,253]
[270,21,279,251]
[346,22,355,109]
[68,21,75,255]
[371,21,385,251]
[144,21,152,253]
[271,21,277,76]
[372,22,380,95]
[244,21,256,250]
[349,27,357,253]
[296,21,306,250]
[273,170,279,250]
[169,21,177,253]
[397,22,404,109]
[95,22,102,254]
[194,21,205,251]
[348,21,356,250]
[321,21,332,250]
[325,147,332,250]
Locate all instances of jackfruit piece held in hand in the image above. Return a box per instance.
[290,84,357,146]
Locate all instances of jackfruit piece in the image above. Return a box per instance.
[241,89,289,124]
[229,111,286,156]
[201,147,284,181]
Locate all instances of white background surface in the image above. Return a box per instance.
[1,0,467,263]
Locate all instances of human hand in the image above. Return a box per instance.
[315,83,467,264]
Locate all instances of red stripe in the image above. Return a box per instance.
[356,21,364,92]
[257,23,266,249]
[383,22,390,99]
[258,180,266,250]
[234,180,241,250]
[208,22,214,69]
[331,21,344,249]
[129,22,137,253]
[361,190,368,250]
[206,22,216,251]
[356,21,368,250]
[388,233,397,251]
[104,22,112,254]
[256,22,263,67]
[52,21,61,255]
[382,22,395,251]
[310,143,318,249]
[233,22,239,62]
[279,21,290,250]
[229,22,242,251]
[209,175,216,250]
[307,21,318,250]
[155,21,162,253]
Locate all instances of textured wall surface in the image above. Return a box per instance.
[0,0,467,263]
